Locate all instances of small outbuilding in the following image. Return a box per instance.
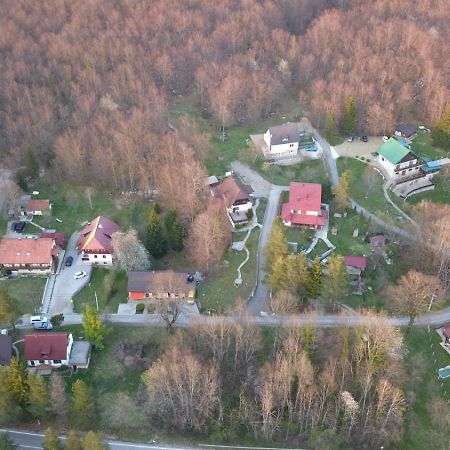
[394,123,418,140]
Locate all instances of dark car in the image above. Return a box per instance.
[14,222,26,233]
[11,222,19,231]
[362,135,368,142]
[65,256,74,267]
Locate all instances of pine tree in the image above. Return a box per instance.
[82,305,110,350]
[27,373,49,420]
[65,430,82,450]
[8,357,29,407]
[307,257,322,298]
[341,97,358,136]
[146,208,168,258]
[333,170,352,210]
[322,254,349,309]
[24,145,39,178]
[0,287,18,329]
[284,253,309,295]
[0,367,21,425]
[81,431,108,450]
[432,105,450,149]
[165,209,184,251]
[265,217,289,271]
[268,256,287,291]
[43,427,60,450]
[49,373,68,423]
[71,380,94,430]
[325,112,338,145]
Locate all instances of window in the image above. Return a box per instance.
[94,255,98,259]
[103,255,106,258]
[289,144,294,147]
[53,360,61,364]
[39,360,45,364]
[30,361,35,366]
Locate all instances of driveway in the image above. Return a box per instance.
[44,232,92,315]
[334,137,381,159]
[231,161,273,197]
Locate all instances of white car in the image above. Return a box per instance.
[418,125,430,132]
[382,135,389,142]
[73,271,87,280]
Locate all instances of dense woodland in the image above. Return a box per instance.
[1,0,449,194]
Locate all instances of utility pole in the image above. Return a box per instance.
[94,290,99,311]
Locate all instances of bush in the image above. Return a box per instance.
[246,208,254,219]
[136,303,145,314]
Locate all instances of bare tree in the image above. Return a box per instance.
[156,299,183,331]
[111,229,150,272]
[270,290,297,314]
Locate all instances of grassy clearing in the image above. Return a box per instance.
[406,181,450,206]
[398,327,450,450]
[31,182,154,240]
[284,226,314,252]
[411,132,447,160]
[72,269,128,313]
[198,227,260,312]
[0,276,46,315]
[308,239,331,259]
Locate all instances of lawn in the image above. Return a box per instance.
[410,132,447,160]
[397,327,450,450]
[0,276,46,315]
[284,226,314,252]
[308,238,331,260]
[197,227,260,312]
[31,181,154,240]
[72,269,128,313]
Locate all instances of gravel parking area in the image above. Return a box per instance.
[334,137,382,160]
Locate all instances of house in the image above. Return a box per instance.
[377,138,424,180]
[366,233,388,248]
[40,231,65,247]
[0,237,58,274]
[205,175,220,188]
[0,335,12,366]
[77,216,119,265]
[25,333,73,368]
[442,324,450,345]
[394,123,417,140]
[22,199,51,216]
[128,270,196,302]
[281,182,327,229]
[263,123,300,158]
[212,176,254,226]
[344,256,367,278]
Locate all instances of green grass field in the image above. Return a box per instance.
[72,269,128,313]
[411,132,447,160]
[284,226,314,252]
[0,276,46,316]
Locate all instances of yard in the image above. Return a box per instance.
[308,238,331,260]
[197,227,260,312]
[0,276,46,316]
[72,269,128,313]
[284,226,314,252]
[410,132,448,160]
[31,181,154,240]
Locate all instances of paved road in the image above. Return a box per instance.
[1,429,199,450]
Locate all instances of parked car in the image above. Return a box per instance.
[347,136,355,142]
[11,222,19,231]
[30,315,47,325]
[73,271,87,280]
[382,135,389,142]
[418,125,430,132]
[14,222,26,233]
[65,256,74,267]
[362,135,368,142]
[34,321,53,331]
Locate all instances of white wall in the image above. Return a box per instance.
[80,252,113,265]
[229,201,253,213]
[269,142,298,157]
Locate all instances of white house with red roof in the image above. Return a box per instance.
[281,182,327,229]
[25,333,73,368]
[77,216,119,265]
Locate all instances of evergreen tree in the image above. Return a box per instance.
[165,209,184,251]
[0,367,21,426]
[71,380,94,430]
[27,373,49,420]
[0,287,18,329]
[49,372,68,423]
[43,427,60,450]
[24,145,39,178]
[284,253,309,295]
[82,305,110,350]
[146,208,168,258]
[8,357,29,407]
[325,112,338,145]
[15,171,28,191]
[265,217,289,271]
[432,105,450,149]
[0,433,18,450]
[65,430,82,450]
[307,257,322,298]
[341,97,358,136]
[268,256,287,291]
[81,431,109,450]
[333,170,352,210]
[321,254,349,309]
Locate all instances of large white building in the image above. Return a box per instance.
[263,123,300,158]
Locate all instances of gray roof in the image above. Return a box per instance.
[128,270,191,293]
[268,122,300,146]
[0,335,12,365]
[395,123,417,137]
[69,341,91,367]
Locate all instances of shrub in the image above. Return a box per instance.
[246,208,254,220]
[136,303,145,314]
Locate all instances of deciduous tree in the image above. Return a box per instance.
[71,380,95,430]
[432,105,450,149]
[333,171,352,211]
[82,305,110,350]
[341,97,358,136]
[65,431,82,450]
[270,290,297,314]
[8,357,29,407]
[0,367,21,425]
[81,431,108,450]
[112,229,150,271]
[321,254,349,309]
[43,428,60,450]
[325,112,338,145]
[265,217,289,271]
[308,257,322,298]
[27,373,49,420]
[49,372,68,423]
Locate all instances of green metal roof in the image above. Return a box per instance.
[378,138,412,164]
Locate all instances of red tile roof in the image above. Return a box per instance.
[287,182,322,212]
[212,176,253,208]
[77,216,119,254]
[24,333,70,361]
[344,256,367,270]
[281,204,327,227]
[40,232,65,247]
[0,238,53,265]
[26,199,50,211]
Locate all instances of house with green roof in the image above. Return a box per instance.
[377,138,424,180]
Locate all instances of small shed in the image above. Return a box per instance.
[394,123,417,139]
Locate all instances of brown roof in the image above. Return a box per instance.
[212,176,253,208]
[128,270,191,295]
[26,199,50,211]
[268,122,300,146]
[0,335,12,365]
[0,238,53,265]
[24,333,71,361]
[77,216,119,254]
[40,232,65,247]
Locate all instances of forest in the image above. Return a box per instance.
[1,0,449,195]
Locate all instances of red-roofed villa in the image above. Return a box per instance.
[281,182,327,229]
